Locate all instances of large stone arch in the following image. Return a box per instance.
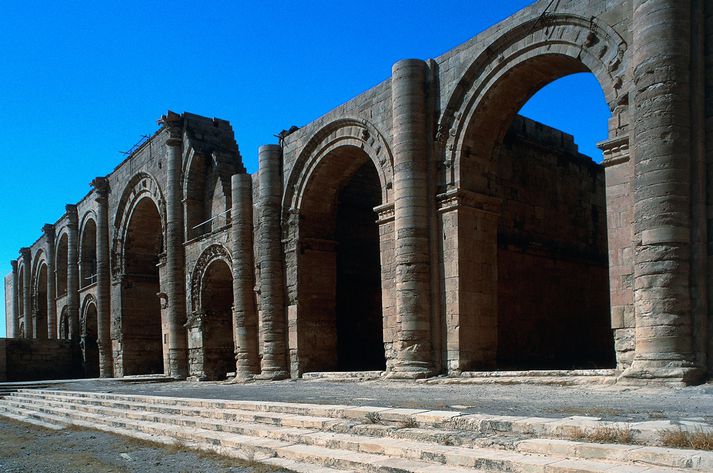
[283,118,394,375]
[441,13,629,190]
[31,250,49,340]
[284,117,394,219]
[112,172,167,376]
[435,13,628,373]
[112,172,167,280]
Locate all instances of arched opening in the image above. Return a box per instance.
[121,197,164,375]
[184,154,232,239]
[56,234,68,297]
[81,302,100,378]
[35,264,48,339]
[298,146,385,372]
[80,219,97,288]
[457,55,615,371]
[17,266,25,337]
[200,259,235,380]
[59,306,69,340]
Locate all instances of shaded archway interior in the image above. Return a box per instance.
[460,54,615,370]
[35,264,48,339]
[80,219,97,288]
[201,259,235,380]
[298,146,385,372]
[121,197,164,375]
[56,235,68,297]
[82,302,100,378]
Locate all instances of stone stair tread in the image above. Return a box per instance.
[12,391,344,428]
[261,456,356,473]
[518,438,713,471]
[0,405,67,430]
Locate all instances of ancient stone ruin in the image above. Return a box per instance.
[4,0,712,385]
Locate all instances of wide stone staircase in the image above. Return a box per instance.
[1,388,711,472]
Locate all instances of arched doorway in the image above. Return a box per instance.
[59,306,69,340]
[444,20,627,372]
[80,219,97,288]
[56,234,68,298]
[297,146,385,372]
[81,300,100,378]
[34,264,48,339]
[121,197,164,375]
[200,259,235,380]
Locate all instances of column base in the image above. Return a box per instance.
[254,370,290,381]
[385,361,435,380]
[619,360,705,386]
[168,349,188,380]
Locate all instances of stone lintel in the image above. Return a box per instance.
[437,189,501,215]
[374,202,395,224]
[597,135,630,168]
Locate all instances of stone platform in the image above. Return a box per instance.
[1,378,712,472]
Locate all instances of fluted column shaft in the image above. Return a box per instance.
[42,225,56,339]
[10,261,19,338]
[626,0,702,383]
[256,144,288,379]
[66,205,80,340]
[231,173,260,379]
[93,177,113,377]
[20,248,32,338]
[389,59,434,378]
[165,128,188,379]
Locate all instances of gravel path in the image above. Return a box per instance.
[48,378,713,423]
[0,417,288,473]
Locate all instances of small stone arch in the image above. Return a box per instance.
[80,293,97,336]
[79,212,98,288]
[190,244,232,313]
[283,117,394,222]
[112,172,167,280]
[58,305,69,340]
[440,13,629,189]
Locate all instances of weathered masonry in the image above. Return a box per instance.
[5,0,713,385]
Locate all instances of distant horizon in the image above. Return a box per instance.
[0,0,609,337]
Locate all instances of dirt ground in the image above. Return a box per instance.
[0,417,288,473]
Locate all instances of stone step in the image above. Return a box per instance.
[19,389,713,448]
[0,403,67,430]
[517,438,713,472]
[1,393,692,473]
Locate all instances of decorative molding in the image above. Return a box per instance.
[598,135,630,168]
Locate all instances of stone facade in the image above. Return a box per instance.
[4,0,712,385]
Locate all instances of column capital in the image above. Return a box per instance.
[11,260,18,272]
[42,223,55,239]
[158,110,183,146]
[19,247,31,260]
[91,176,110,200]
[65,204,78,225]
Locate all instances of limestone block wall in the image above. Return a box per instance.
[2,339,82,381]
[4,275,13,339]
[495,118,612,369]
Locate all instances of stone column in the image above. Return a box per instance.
[66,205,80,340]
[42,224,56,339]
[256,144,288,379]
[388,59,434,378]
[92,177,114,377]
[624,0,703,384]
[161,113,189,379]
[10,261,19,338]
[231,173,260,380]
[20,248,32,339]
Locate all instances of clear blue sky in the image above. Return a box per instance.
[0,1,609,337]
